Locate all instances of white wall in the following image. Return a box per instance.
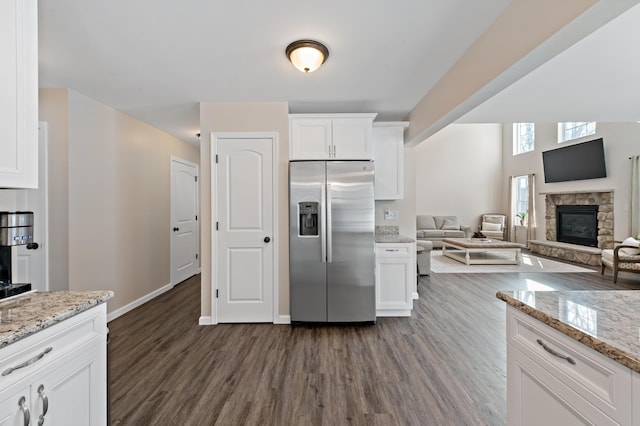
[39,89,199,314]
[414,123,503,231]
[502,122,640,242]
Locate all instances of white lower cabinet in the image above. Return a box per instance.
[507,306,636,425]
[375,243,415,317]
[0,304,107,426]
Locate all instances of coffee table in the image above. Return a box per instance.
[441,238,522,265]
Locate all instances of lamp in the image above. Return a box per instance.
[286,40,329,73]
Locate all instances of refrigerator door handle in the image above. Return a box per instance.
[321,183,327,263]
[327,183,333,263]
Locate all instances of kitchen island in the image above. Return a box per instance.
[0,291,112,425]
[497,290,640,425]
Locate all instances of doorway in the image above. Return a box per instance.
[170,158,200,285]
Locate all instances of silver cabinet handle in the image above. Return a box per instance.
[37,385,48,426]
[537,339,576,365]
[385,249,400,252]
[2,347,53,376]
[18,396,30,426]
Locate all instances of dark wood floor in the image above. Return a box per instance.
[108,263,640,426]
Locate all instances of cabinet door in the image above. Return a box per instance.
[373,126,404,200]
[0,0,38,188]
[31,342,106,426]
[507,344,618,426]
[375,245,413,317]
[332,118,373,160]
[0,387,31,426]
[290,118,332,160]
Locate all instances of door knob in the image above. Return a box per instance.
[173,227,179,232]
[264,236,271,243]
[26,242,39,250]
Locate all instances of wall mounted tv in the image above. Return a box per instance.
[542,138,607,183]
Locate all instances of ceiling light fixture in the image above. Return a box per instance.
[286,40,329,73]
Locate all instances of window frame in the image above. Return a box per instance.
[513,123,535,155]
[557,122,596,143]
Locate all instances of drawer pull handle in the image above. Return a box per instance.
[386,249,400,252]
[38,384,49,425]
[2,347,53,376]
[537,339,576,365]
[18,396,30,426]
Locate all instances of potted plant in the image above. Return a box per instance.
[516,212,527,226]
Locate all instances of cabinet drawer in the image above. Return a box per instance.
[375,245,411,257]
[0,306,105,387]
[507,308,632,424]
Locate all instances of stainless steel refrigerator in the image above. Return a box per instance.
[289,161,375,324]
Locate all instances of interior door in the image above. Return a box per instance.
[15,122,48,291]
[215,137,274,323]
[170,158,199,285]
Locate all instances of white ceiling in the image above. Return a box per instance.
[38,1,640,146]
[37,0,512,144]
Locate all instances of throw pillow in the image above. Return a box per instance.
[482,222,502,232]
[619,237,640,256]
[417,215,436,230]
[441,219,460,230]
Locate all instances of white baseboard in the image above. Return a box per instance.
[199,316,213,325]
[107,282,173,322]
[275,315,290,324]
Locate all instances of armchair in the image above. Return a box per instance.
[601,241,640,283]
[479,214,506,241]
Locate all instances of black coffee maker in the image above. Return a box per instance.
[0,211,35,299]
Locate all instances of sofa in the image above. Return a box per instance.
[416,215,471,249]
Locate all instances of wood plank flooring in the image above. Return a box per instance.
[108,262,640,425]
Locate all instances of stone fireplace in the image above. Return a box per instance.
[544,190,614,249]
[529,190,613,266]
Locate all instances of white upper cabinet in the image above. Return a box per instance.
[289,114,376,160]
[373,122,408,200]
[0,0,38,188]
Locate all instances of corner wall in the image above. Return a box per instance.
[63,90,199,314]
[199,102,290,320]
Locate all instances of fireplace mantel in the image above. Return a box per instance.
[539,189,614,195]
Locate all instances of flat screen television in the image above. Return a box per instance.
[542,138,607,183]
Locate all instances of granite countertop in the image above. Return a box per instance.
[375,233,415,244]
[0,291,113,348]
[497,290,640,373]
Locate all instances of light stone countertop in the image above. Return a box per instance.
[375,234,415,244]
[0,291,113,348]
[497,290,640,373]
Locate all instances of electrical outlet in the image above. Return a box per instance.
[384,209,398,220]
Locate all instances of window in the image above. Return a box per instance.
[515,175,528,223]
[558,122,596,143]
[513,123,534,155]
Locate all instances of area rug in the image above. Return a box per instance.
[430,251,596,274]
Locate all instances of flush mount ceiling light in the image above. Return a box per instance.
[286,40,329,73]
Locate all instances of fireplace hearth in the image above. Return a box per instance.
[556,205,598,247]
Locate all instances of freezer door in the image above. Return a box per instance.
[326,161,375,322]
[289,161,327,322]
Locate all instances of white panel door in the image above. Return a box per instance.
[171,158,199,285]
[216,137,273,322]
